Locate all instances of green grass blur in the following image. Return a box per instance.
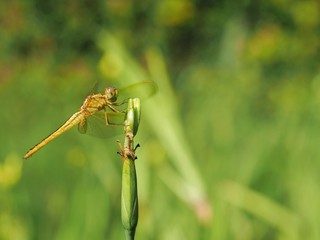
[1,1,320,239]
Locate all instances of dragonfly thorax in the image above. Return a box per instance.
[105,87,119,102]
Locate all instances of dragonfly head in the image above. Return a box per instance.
[105,87,119,102]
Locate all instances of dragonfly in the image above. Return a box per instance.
[24,81,156,159]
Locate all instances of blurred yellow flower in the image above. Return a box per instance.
[0,153,22,189]
[156,0,194,26]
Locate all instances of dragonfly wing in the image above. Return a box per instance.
[78,119,87,134]
[117,81,157,102]
[80,110,125,138]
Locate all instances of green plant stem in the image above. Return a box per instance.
[119,98,140,240]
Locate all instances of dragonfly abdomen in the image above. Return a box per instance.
[24,112,84,159]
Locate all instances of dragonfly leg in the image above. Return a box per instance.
[110,100,129,112]
[107,104,127,114]
[112,100,128,106]
[107,104,122,113]
[105,110,125,126]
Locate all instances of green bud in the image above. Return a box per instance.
[125,98,141,136]
[121,157,138,237]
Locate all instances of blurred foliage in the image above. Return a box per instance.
[1,0,320,239]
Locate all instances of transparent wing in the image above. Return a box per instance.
[78,110,125,138]
[117,81,157,102]
[95,80,157,103]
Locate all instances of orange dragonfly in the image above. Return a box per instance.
[24,81,156,159]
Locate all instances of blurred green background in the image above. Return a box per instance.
[1,0,320,239]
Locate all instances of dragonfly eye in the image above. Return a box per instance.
[105,87,119,102]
